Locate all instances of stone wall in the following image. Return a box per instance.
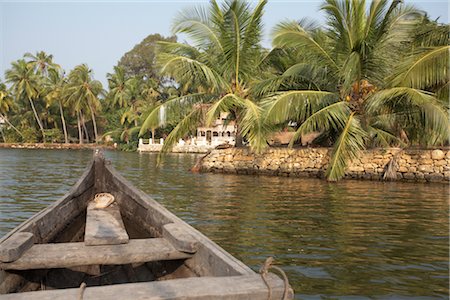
[138,143,211,153]
[201,147,450,183]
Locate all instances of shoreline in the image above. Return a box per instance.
[0,143,115,150]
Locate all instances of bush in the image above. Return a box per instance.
[43,129,63,143]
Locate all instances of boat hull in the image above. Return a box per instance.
[0,151,293,299]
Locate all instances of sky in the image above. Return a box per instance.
[0,0,448,86]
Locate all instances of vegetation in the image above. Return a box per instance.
[1,0,448,181]
[257,0,449,180]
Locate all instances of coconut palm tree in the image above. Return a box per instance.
[5,59,46,140]
[25,51,60,76]
[140,0,269,153]
[367,16,449,147]
[106,66,129,108]
[64,64,103,143]
[44,69,69,144]
[0,82,23,141]
[259,0,449,181]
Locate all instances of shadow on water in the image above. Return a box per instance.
[0,149,448,299]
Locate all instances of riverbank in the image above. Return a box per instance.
[201,147,450,183]
[0,143,115,150]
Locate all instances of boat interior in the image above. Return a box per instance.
[0,152,251,294]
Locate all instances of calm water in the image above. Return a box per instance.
[0,149,448,299]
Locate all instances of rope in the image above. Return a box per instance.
[259,257,291,300]
[78,282,86,300]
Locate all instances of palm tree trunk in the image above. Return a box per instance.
[77,112,83,144]
[58,101,69,144]
[0,126,5,143]
[81,113,90,142]
[152,128,155,144]
[28,98,45,141]
[87,102,98,143]
[0,113,22,137]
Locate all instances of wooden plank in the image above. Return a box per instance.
[0,233,34,263]
[84,203,129,246]
[163,223,198,253]
[0,274,293,300]
[0,239,192,271]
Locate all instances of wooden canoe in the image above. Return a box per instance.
[0,150,293,299]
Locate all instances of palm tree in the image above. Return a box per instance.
[259,0,449,181]
[25,51,60,76]
[367,16,449,147]
[5,59,45,139]
[106,66,129,108]
[0,82,23,141]
[64,64,103,143]
[140,0,269,153]
[44,69,69,143]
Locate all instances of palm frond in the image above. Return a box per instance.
[366,87,450,145]
[263,90,338,125]
[240,99,271,153]
[391,45,449,89]
[289,101,351,147]
[205,93,245,126]
[272,21,339,71]
[159,108,203,155]
[139,92,210,136]
[158,53,228,93]
[326,113,367,181]
[172,4,223,51]
[367,125,405,148]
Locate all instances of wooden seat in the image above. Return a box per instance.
[0,239,193,271]
[84,202,129,246]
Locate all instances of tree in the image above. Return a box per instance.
[140,0,270,153]
[44,69,69,143]
[258,0,449,181]
[0,81,23,141]
[64,64,103,143]
[5,59,45,139]
[106,66,129,108]
[25,51,60,76]
[117,33,177,80]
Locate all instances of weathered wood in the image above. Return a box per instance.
[162,223,198,253]
[0,233,34,263]
[0,239,192,271]
[0,274,293,300]
[104,163,254,277]
[0,152,293,298]
[84,203,129,246]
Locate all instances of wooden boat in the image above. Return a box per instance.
[0,150,293,299]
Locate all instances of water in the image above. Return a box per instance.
[0,149,448,299]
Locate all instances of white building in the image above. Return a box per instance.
[138,112,236,152]
[194,112,236,147]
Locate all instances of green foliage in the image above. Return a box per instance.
[141,0,271,154]
[43,128,63,143]
[117,34,177,80]
[20,126,39,143]
[260,0,449,181]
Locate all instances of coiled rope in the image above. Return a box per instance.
[259,257,291,300]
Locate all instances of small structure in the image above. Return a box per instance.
[195,112,236,147]
[138,112,236,152]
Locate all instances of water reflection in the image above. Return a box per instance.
[0,149,448,299]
